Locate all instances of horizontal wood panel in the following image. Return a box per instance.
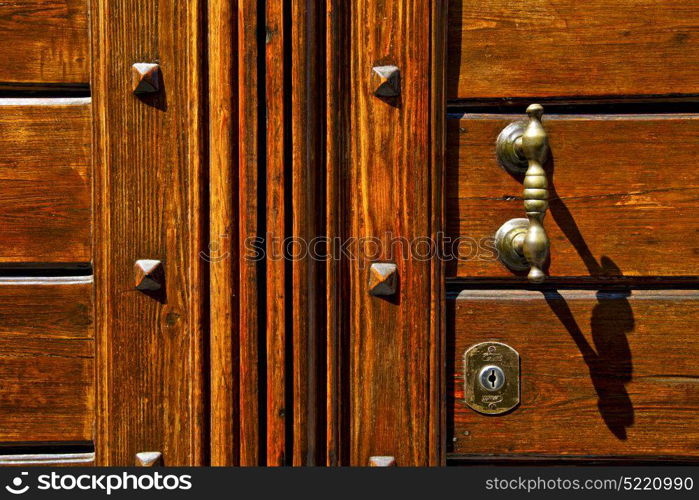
[0,0,89,85]
[447,0,699,99]
[449,290,699,457]
[0,279,94,443]
[0,99,92,263]
[446,114,699,278]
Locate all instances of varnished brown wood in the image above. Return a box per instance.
[0,99,91,263]
[208,0,238,467]
[265,0,287,467]
[0,279,93,444]
[430,0,448,466]
[349,0,446,466]
[447,0,699,99]
[447,114,699,279]
[210,0,332,466]
[325,0,351,466]
[91,0,205,466]
[449,290,699,457]
[236,0,261,466]
[0,277,93,338]
[290,0,323,466]
[0,0,89,84]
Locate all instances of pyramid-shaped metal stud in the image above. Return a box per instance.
[368,262,398,297]
[135,451,162,467]
[132,62,161,94]
[371,65,400,97]
[369,455,396,467]
[134,259,164,291]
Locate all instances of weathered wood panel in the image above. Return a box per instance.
[325,0,350,466]
[263,0,287,467]
[208,0,239,467]
[349,0,445,466]
[447,0,699,99]
[449,290,699,458]
[0,0,89,85]
[91,0,205,465]
[0,99,91,263]
[235,0,262,467]
[0,279,93,443]
[289,0,324,466]
[447,114,699,279]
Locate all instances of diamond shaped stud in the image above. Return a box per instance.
[371,65,400,97]
[132,62,161,94]
[135,451,162,467]
[369,456,396,467]
[134,259,164,292]
[368,262,398,297]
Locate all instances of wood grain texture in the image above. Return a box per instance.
[290,0,323,467]
[236,0,261,466]
[265,0,287,467]
[208,0,238,466]
[0,279,93,443]
[0,99,91,263]
[0,0,89,84]
[449,290,699,457]
[325,0,351,466]
[446,0,699,99]
[430,0,448,466]
[90,0,205,465]
[447,114,699,279]
[349,0,445,466]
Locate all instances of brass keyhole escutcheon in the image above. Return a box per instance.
[464,342,520,415]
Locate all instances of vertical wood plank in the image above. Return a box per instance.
[429,0,447,466]
[209,0,238,466]
[237,0,262,466]
[91,0,205,465]
[265,0,287,467]
[348,0,446,466]
[325,0,351,466]
[290,0,323,466]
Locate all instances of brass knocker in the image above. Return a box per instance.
[494,104,550,283]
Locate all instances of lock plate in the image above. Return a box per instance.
[464,341,520,415]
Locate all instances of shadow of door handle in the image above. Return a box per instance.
[494,104,550,283]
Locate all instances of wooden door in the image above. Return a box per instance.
[310,0,699,466]
[445,0,699,463]
[0,0,204,466]
[3,0,697,468]
[0,0,95,466]
[208,0,699,467]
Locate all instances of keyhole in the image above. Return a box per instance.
[488,369,497,388]
[478,365,505,391]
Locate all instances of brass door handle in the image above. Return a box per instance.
[495,104,550,283]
